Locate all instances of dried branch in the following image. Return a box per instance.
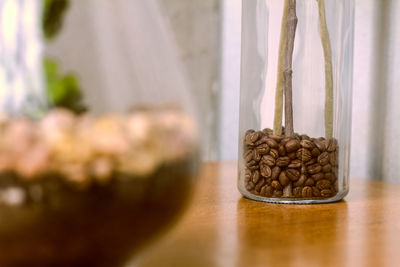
[273,0,289,136]
[318,0,334,139]
[283,0,298,137]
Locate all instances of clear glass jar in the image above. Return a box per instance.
[0,0,199,265]
[238,0,354,204]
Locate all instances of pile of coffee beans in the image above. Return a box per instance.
[243,128,338,199]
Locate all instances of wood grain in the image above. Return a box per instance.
[133,162,400,267]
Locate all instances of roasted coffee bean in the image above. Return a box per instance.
[251,170,260,183]
[262,128,273,135]
[296,148,312,162]
[322,164,332,173]
[301,164,307,174]
[294,134,301,141]
[244,150,253,162]
[271,180,282,190]
[260,164,272,178]
[318,152,330,166]
[325,172,335,181]
[255,179,266,192]
[334,180,339,191]
[329,152,337,166]
[286,169,300,181]
[253,150,262,162]
[293,186,302,197]
[256,143,270,155]
[305,158,317,166]
[246,181,255,191]
[326,138,338,152]
[316,179,331,190]
[302,186,313,197]
[283,184,293,197]
[245,131,260,146]
[266,138,279,148]
[264,185,274,197]
[301,134,310,140]
[265,178,273,185]
[278,171,290,187]
[314,139,326,152]
[312,173,325,181]
[311,148,321,157]
[333,167,338,177]
[300,140,314,149]
[254,136,268,146]
[278,144,286,156]
[273,189,283,197]
[288,152,297,160]
[305,178,315,186]
[269,148,279,159]
[262,155,276,167]
[281,137,291,144]
[276,157,290,167]
[269,135,283,142]
[260,185,267,196]
[312,186,321,197]
[271,166,281,180]
[321,189,333,197]
[288,159,302,169]
[307,164,322,174]
[248,164,259,171]
[285,139,300,153]
[246,160,257,168]
[293,174,307,187]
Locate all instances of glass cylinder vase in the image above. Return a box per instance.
[238,0,354,204]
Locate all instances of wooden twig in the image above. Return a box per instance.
[283,0,298,137]
[318,0,334,139]
[273,0,289,136]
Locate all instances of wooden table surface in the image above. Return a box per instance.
[133,162,400,267]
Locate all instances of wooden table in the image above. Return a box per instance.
[133,162,400,267]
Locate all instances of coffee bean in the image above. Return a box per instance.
[307,164,322,174]
[254,136,268,146]
[246,181,255,191]
[334,180,339,191]
[301,134,310,140]
[255,179,266,192]
[244,150,253,162]
[312,187,321,197]
[271,166,281,180]
[266,138,278,148]
[260,185,267,196]
[264,185,274,197]
[318,152,330,165]
[278,144,286,156]
[276,157,290,167]
[329,152,337,166]
[271,180,282,190]
[314,139,326,152]
[281,137,291,144]
[253,150,262,162]
[312,173,325,181]
[322,164,332,173]
[262,155,276,167]
[325,173,334,181]
[286,169,300,181]
[278,171,290,187]
[246,160,257,168]
[283,184,293,197]
[302,186,313,197]
[262,128,273,135]
[301,164,307,174]
[316,179,331,190]
[311,148,321,157]
[245,131,260,146]
[296,148,312,162]
[326,138,338,152]
[288,159,302,168]
[265,178,272,185]
[293,187,302,197]
[321,189,333,197]
[305,178,315,186]
[269,135,284,142]
[273,189,283,197]
[260,164,272,178]
[256,143,270,155]
[333,167,338,177]
[251,170,260,183]
[288,152,297,160]
[285,139,300,153]
[300,140,314,149]
[270,149,279,159]
[293,174,306,187]
[305,158,317,166]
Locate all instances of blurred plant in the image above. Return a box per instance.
[43,0,69,40]
[44,58,86,114]
[42,0,87,113]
